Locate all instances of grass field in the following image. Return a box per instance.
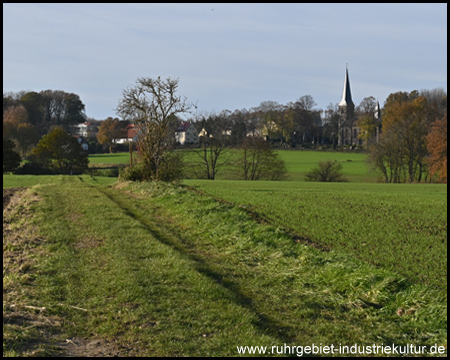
[3,176,447,356]
[184,180,447,291]
[88,150,376,182]
[3,145,447,356]
[88,152,131,165]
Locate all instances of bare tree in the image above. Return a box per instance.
[238,137,287,180]
[193,113,231,180]
[116,77,189,181]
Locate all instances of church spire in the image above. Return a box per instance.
[339,64,354,107]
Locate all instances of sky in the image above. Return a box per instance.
[3,3,447,120]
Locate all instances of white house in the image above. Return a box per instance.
[71,122,98,139]
[115,124,138,144]
[175,121,199,145]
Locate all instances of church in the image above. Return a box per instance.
[338,66,382,146]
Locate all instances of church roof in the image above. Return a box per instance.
[339,66,354,107]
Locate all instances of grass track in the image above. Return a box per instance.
[4,176,446,356]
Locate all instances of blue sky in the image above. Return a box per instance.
[3,3,447,120]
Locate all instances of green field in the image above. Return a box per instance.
[3,148,447,356]
[88,152,131,165]
[184,180,447,290]
[88,150,376,182]
[3,176,447,356]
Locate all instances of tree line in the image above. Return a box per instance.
[3,80,447,183]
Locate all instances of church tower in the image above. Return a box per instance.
[338,65,355,145]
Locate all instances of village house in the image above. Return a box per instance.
[115,124,138,144]
[175,121,199,145]
[71,122,98,139]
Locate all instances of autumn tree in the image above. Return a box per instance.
[369,91,435,182]
[427,111,447,183]
[116,76,188,181]
[3,104,40,156]
[356,96,380,144]
[97,117,123,153]
[3,104,28,139]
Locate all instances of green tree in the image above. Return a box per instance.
[3,138,21,173]
[31,127,88,174]
[19,91,45,129]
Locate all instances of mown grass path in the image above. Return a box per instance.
[4,176,447,356]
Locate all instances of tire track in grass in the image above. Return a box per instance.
[89,182,296,345]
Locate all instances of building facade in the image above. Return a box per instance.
[175,121,199,145]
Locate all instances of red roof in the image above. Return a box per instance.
[176,121,191,132]
[127,124,137,139]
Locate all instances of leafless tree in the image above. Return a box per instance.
[116,76,189,181]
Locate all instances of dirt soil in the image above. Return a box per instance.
[3,188,135,357]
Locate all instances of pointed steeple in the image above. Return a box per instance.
[339,64,354,107]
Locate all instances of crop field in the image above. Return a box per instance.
[3,176,447,356]
[3,161,447,357]
[90,150,376,182]
[184,180,447,291]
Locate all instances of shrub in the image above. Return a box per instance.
[305,160,348,182]
[3,138,22,173]
[119,152,184,182]
[14,161,57,175]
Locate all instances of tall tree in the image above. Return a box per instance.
[322,103,340,148]
[3,138,21,173]
[97,117,123,153]
[19,91,45,130]
[238,137,287,180]
[116,76,188,181]
[356,96,379,144]
[193,113,231,180]
[427,111,447,183]
[371,91,434,182]
[39,90,86,133]
[3,105,39,156]
[292,95,320,145]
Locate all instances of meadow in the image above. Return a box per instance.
[86,149,377,182]
[3,176,447,356]
[3,150,447,356]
